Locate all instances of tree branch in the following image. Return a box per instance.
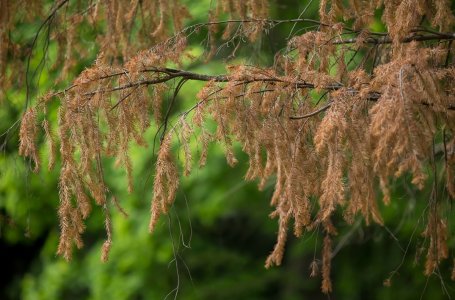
[333,32,455,45]
[52,66,454,116]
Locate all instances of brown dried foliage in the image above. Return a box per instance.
[12,0,455,293]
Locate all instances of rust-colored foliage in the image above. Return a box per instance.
[10,0,455,293]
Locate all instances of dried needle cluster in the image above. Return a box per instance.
[14,0,455,293]
[0,0,191,96]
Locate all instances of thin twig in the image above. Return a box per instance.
[290,102,333,119]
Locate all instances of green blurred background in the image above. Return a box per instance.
[1,0,455,299]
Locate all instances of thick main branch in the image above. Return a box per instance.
[72,67,455,119]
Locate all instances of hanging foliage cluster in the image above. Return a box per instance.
[4,0,455,293]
